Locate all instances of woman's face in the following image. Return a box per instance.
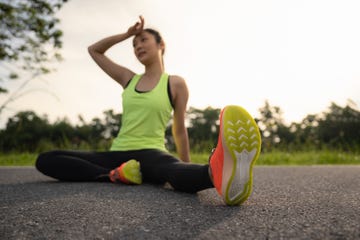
[133,31,163,65]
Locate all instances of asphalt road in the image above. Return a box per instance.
[0,166,359,240]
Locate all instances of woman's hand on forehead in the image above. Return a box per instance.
[127,15,145,37]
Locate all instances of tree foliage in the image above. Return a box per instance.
[0,0,67,70]
[257,100,291,150]
[0,0,68,114]
[257,100,360,152]
[0,101,359,153]
[187,106,220,152]
[315,103,360,150]
[0,110,120,152]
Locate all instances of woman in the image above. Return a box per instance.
[36,16,261,206]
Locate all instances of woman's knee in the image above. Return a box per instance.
[35,150,61,173]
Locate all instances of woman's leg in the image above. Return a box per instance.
[134,150,214,193]
[35,150,131,181]
[163,161,213,193]
[36,149,213,192]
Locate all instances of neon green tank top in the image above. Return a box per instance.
[110,73,173,151]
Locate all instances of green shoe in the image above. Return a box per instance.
[109,159,142,185]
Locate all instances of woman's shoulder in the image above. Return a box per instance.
[168,74,186,86]
[168,74,189,101]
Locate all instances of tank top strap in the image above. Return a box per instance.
[126,74,142,90]
[158,73,169,90]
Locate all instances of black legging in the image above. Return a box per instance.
[35,149,213,193]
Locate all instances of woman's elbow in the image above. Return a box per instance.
[88,45,96,56]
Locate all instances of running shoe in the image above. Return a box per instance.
[109,159,142,185]
[209,105,261,205]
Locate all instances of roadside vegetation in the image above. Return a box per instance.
[0,101,359,166]
[1,150,359,166]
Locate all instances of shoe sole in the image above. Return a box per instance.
[221,105,261,205]
[121,159,142,185]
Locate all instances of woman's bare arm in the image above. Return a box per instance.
[88,16,144,88]
[171,75,191,163]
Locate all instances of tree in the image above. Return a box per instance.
[293,114,321,150]
[316,102,360,150]
[187,106,221,152]
[0,110,51,152]
[0,0,68,114]
[257,100,294,151]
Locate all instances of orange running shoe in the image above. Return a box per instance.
[209,105,261,205]
[109,159,142,185]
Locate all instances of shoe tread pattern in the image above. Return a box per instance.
[223,106,261,205]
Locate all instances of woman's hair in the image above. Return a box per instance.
[144,28,165,56]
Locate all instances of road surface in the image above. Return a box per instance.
[1,166,359,239]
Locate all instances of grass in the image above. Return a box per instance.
[0,150,359,166]
[0,152,38,166]
[256,150,360,165]
[191,150,360,165]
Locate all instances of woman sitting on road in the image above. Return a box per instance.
[36,16,261,206]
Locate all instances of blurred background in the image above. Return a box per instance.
[1,0,359,156]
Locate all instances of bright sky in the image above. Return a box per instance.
[1,0,360,128]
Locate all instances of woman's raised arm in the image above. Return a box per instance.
[88,16,144,88]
